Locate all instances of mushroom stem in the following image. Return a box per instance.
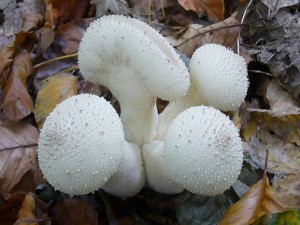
[102,141,146,198]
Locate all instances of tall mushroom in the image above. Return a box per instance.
[156,44,249,139]
[38,94,145,197]
[78,15,190,145]
[163,106,243,195]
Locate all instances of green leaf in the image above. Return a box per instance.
[269,210,300,225]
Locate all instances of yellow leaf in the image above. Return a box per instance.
[16,194,38,225]
[220,172,286,225]
[34,73,78,129]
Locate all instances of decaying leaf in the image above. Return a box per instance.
[266,79,300,116]
[16,194,38,225]
[269,210,300,225]
[178,0,224,22]
[34,73,78,129]
[242,110,300,175]
[91,0,130,17]
[0,42,16,88]
[220,172,286,225]
[166,13,240,57]
[22,13,44,32]
[51,199,98,225]
[0,193,27,225]
[261,0,299,18]
[174,191,238,225]
[0,121,39,194]
[272,174,300,209]
[1,50,34,121]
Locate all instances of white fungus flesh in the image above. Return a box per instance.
[78,15,189,145]
[164,106,243,196]
[38,94,124,195]
[156,43,248,140]
[142,140,184,194]
[102,142,146,198]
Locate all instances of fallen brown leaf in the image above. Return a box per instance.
[1,50,34,121]
[0,193,26,225]
[34,73,78,129]
[0,121,39,194]
[220,172,287,225]
[167,13,240,57]
[0,42,16,88]
[51,199,98,225]
[22,13,44,32]
[178,0,224,22]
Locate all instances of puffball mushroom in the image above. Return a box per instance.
[102,142,146,198]
[78,15,190,145]
[157,43,248,140]
[142,140,184,194]
[164,106,243,196]
[38,94,124,195]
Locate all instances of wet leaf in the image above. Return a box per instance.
[51,198,98,225]
[272,174,300,209]
[220,172,286,225]
[16,194,38,225]
[34,73,78,129]
[0,193,26,225]
[0,121,39,194]
[269,210,300,225]
[178,0,224,22]
[1,50,34,121]
[167,13,240,57]
[174,191,238,225]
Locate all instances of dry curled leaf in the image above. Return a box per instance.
[1,50,34,121]
[167,13,240,57]
[178,0,224,22]
[220,172,287,225]
[0,121,39,194]
[0,42,15,88]
[34,73,78,129]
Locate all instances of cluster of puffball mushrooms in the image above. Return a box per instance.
[38,15,249,198]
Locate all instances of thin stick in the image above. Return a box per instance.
[33,53,78,69]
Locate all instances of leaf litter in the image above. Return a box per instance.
[0,0,299,224]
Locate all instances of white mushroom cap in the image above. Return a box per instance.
[78,15,189,145]
[156,44,248,140]
[102,142,146,198]
[164,106,243,196]
[142,140,184,194]
[189,44,248,111]
[38,94,124,195]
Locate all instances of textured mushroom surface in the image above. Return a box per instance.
[102,142,146,198]
[38,94,124,195]
[164,106,243,195]
[189,44,248,111]
[78,15,189,145]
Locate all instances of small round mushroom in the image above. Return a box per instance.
[142,140,184,194]
[102,142,146,198]
[164,106,243,196]
[78,15,189,145]
[157,43,248,139]
[38,94,124,195]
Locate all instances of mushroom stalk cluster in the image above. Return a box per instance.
[38,15,249,198]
